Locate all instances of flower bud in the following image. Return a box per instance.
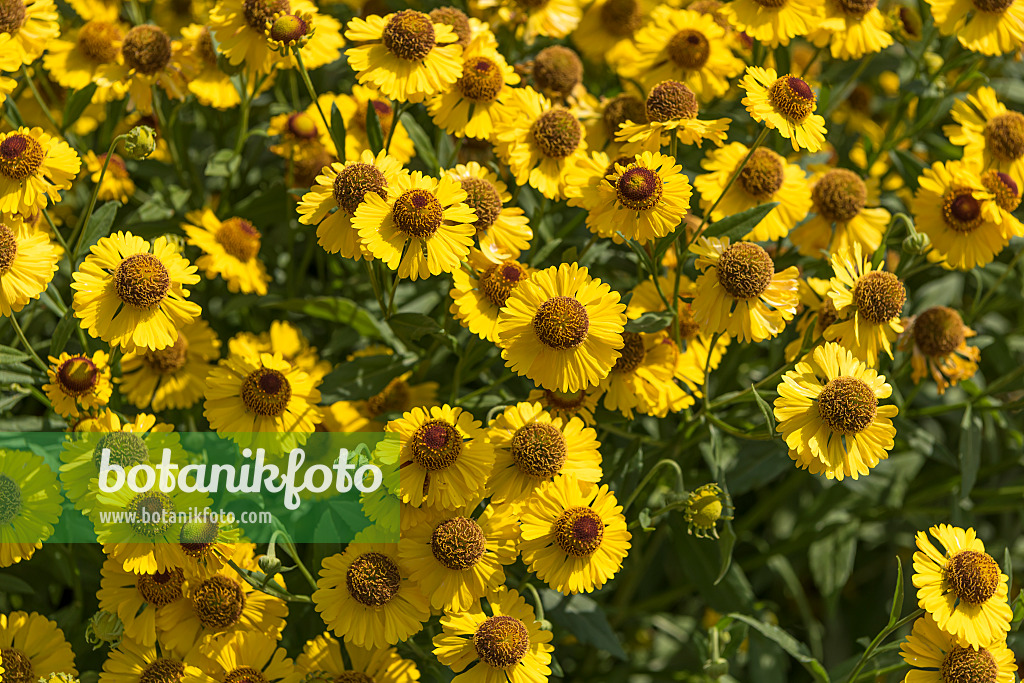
[902,231,931,255]
[258,553,283,577]
[84,610,124,650]
[122,125,157,160]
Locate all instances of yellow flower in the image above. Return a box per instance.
[96,24,188,115]
[944,86,1024,188]
[427,34,519,139]
[450,254,531,343]
[808,0,893,58]
[0,127,80,214]
[720,0,823,46]
[824,242,906,365]
[497,262,626,393]
[183,209,270,295]
[690,237,799,343]
[83,151,135,203]
[71,232,202,352]
[900,306,980,395]
[0,450,62,567]
[477,0,582,41]
[525,387,601,426]
[0,0,61,65]
[354,171,476,280]
[345,10,463,103]
[616,80,730,154]
[433,588,554,683]
[520,473,630,594]
[96,631,187,683]
[0,218,60,317]
[899,613,1015,683]
[179,24,242,110]
[228,320,332,383]
[182,631,298,683]
[773,341,898,480]
[789,168,890,257]
[43,350,113,418]
[445,162,532,259]
[296,632,420,683]
[97,556,184,647]
[599,331,694,418]
[740,67,828,152]
[693,143,812,242]
[926,0,1024,55]
[913,524,1013,648]
[782,276,837,360]
[572,0,660,65]
[42,19,130,102]
[0,612,77,680]
[119,318,221,411]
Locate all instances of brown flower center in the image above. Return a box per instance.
[679,303,701,339]
[715,242,774,299]
[78,20,123,63]
[192,575,246,628]
[913,306,966,356]
[393,189,444,239]
[853,271,905,323]
[0,224,15,272]
[984,111,1024,161]
[972,0,1013,11]
[603,94,647,137]
[0,0,26,35]
[0,475,22,526]
[242,0,289,31]
[615,166,663,211]
[816,376,877,434]
[122,25,172,75]
[430,516,486,570]
[0,133,44,181]
[333,162,388,215]
[530,108,582,159]
[600,0,642,34]
[980,169,1021,212]
[941,646,998,683]
[460,176,503,233]
[813,169,867,222]
[737,148,785,199]
[333,674,374,683]
[57,356,99,395]
[946,550,1001,605]
[510,422,567,477]
[458,56,506,102]
[382,10,435,61]
[411,419,463,470]
[533,296,590,349]
[752,0,786,9]
[240,367,292,417]
[136,568,185,607]
[143,334,189,374]
[138,658,185,683]
[353,100,394,137]
[346,551,401,606]
[612,331,646,373]
[835,0,876,15]
[646,80,699,122]
[554,506,605,556]
[667,29,710,69]
[532,45,583,96]
[474,616,531,668]
[365,377,411,417]
[429,6,471,45]
[942,189,985,233]
[216,217,261,261]
[114,253,171,308]
[479,261,528,307]
[768,75,816,123]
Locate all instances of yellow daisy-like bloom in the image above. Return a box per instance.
[913,524,1013,648]
[572,0,659,65]
[900,306,980,395]
[773,341,898,480]
[445,163,532,260]
[0,612,77,681]
[927,0,1024,55]
[315,87,416,164]
[616,80,730,155]
[783,276,837,360]
[693,143,812,242]
[313,531,430,650]
[183,209,270,295]
[450,254,531,343]
[910,160,1008,271]
[824,242,906,365]
[97,555,185,647]
[182,631,298,683]
[615,7,743,99]
[525,387,601,426]
[477,0,582,41]
[180,24,242,110]
[83,151,135,203]
[0,127,80,214]
[720,0,822,46]
[690,237,799,343]
[0,34,17,105]
[432,588,554,683]
[944,86,1024,187]
[0,218,60,317]
[807,0,893,58]
[900,613,1016,683]
[385,404,494,509]
[96,24,188,115]
[740,67,828,152]
[42,350,113,418]
[564,152,628,243]
[497,262,626,393]
[0,0,60,65]
[492,86,589,200]
[71,232,202,352]
[268,109,325,161]
[789,168,890,257]
[520,474,630,595]
[427,34,519,139]
[67,0,119,22]
[345,10,463,103]
[120,318,221,411]
[599,330,694,418]
[96,631,186,683]
[577,90,647,159]
[228,320,332,384]
[486,401,603,503]
[399,503,519,611]
[42,19,130,103]
[297,150,405,261]
[296,632,420,683]
[0,449,62,567]
[354,171,476,281]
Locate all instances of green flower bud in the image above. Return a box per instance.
[258,553,283,577]
[84,610,124,650]
[122,125,157,160]
[902,231,931,255]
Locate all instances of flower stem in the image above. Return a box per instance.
[293,50,331,136]
[622,459,686,512]
[522,582,546,622]
[842,608,924,683]
[71,134,128,260]
[21,65,61,134]
[10,314,48,372]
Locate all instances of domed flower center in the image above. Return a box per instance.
[716,242,774,300]
[353,100,394,137]
[411,419,463,470]
[114,253,172,308]
[192,575,246,628]
[613,331,646,373]
[667,29,710,69]
[241,367,292,417]
[530,108,582,159]
[816,376,877,435]
[554,506,605,556]
[128,491,176,536]
[179,518,219,556]
[600,0,642,35]
[138,658,185,683]
[941,646,998,683]
[216,217,261,261]
[533,296,590,350]
[946,550,1001,605]
[287,112,319,139]
[268,13,309,44]
[223,668,267,683]
[646,80,699,122]
[751,0,786,9]
[835,0,876,15]
[366,377,411,417]
[813,169,867,222]
[542,388,588,411]
[430,516,486,570]
[679,304,701,339]
[473,615,531,668]
[0,0,26,35]
[78,20,123,63]
[972,0,1013,11]
[382,10,436,61]
[122,25,172,75]
[334,674,374,683]
[605,154,637,180]
[0,133,44,181]
[457,56,506,102]
[0,475,22,526]
[768,75,816,123]
[136,568,185,607]
[460,177,503,233]
[737,148,785,199]
[533,45,583,96]
[346,551,401,606]
[615,166,663,211]
[913,306,965,356]
[143,334,189,374]
[942,190,986,233]
[603,94,647,136]
[980,170,1021,212]
[92,432,149,470]
[393,189,444,239]
[897,6,922,35]
[0,224,15,272]
[57,356,99,395]
[479,260,528,307]
[333,162,388,215]
[984,111,1024,161]
[197,27,218,66]
[0,649,34,683]
[853,271,906,323]
[242,0,289,31]
[510,422,567,477]
[429,7,471,45]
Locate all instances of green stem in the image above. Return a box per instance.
[71,135,128,260]
[622,459,686,512]
[21,65,60,134]
[842,609,924,683]
[522,583,545,622]
[701,331,723,411]
[971,247,1024,321]
[385,101,407,154]
[234,75,254,155]
[10,314,47,372]
[293,50,331,135]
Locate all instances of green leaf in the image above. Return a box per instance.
[319,354,419,402]
[888,556,905,627]
[638,507,654,532]
[50,309,77,356]
[1010,589,1024,629]
[624,310,674,333]
[365,101,385,154]
[0,574,34,594]
[542,591,628,660]
[388,313,441,346]
[76,201,121,260]
[62,83,98,132]
[265,297,381,338]
[329,102,347,159]
[726,613,830,683]
[0,363,45,384]
[714,520,738,585]
[0,345,30,366]
[959,405,982,500]
[702,202,778,242]
[751,384,776,436]
[400,115,440,173]
[205,149,241,178]
[808,519,858,601]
